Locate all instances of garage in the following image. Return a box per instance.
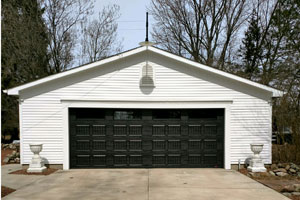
[5,46,282,169]
[69,108,224,168]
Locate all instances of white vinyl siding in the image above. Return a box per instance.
[19,52,272,166]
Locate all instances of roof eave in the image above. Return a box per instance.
[148,46,284,98]
[5,89,19,96]
[4,45,284,98]
[272,90,284,97]
[4,46,147,96]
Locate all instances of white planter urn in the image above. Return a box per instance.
[27,143,46,173]
[247,144,266,172]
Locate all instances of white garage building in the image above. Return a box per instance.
[5,46,283,170]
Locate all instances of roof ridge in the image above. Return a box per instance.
[4,45,283,97]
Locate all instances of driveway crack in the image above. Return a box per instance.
[148,169,150,200]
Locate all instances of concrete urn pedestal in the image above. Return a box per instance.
[247,144,267,172]
[27,143,47,173]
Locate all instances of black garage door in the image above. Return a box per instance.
[69,108,224,168]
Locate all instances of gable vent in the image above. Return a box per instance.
[140,64,154,86]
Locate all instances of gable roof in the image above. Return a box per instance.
[4,46,283,97]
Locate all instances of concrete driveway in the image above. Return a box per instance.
[3,167,288,200]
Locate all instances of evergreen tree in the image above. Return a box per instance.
[1,0,49,141]
[239,9,262,80]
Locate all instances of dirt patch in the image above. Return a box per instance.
[239,168,249,175]
[9,168,58,175]
[1,186,16,198]
[239,169,300,200]
[290,196,300,200]
[257,179,300,192]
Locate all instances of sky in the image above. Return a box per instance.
[94,0,154,51]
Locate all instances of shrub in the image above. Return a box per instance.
[272,144,300,164]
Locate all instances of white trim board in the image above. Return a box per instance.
[61,101,232,170]
[19,100,24,164]
[5,46,283,97]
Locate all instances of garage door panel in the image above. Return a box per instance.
[152,125,166,136]
[76,140,90,151]
[113,155,127,166]
[75,125,90,136]
[129,140,143,151]
[152,140,166,151]
[92,125,106,136]
[76,155,90,166]
[152,154,166,166]
[129,155,143,166]
[92,140,106,151]
[204,125,218,137]
[188,140,202,151]
[129,125,142,136]
[167,125,181,136]
[70,108,224,168]
[203,154,218,167]
[113,125,127,136]
[114,140,127,151]
[168,140,181,151]
[168,154,182,166]
[188,125,202,136]
[188,154,202,165]
[93,155,106,167]
[103,141,113,151]
[203,140,217,150]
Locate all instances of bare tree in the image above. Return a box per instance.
[149,0,248,68]
[80,5,122,64]
[43,0,94,73]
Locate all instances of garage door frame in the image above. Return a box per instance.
[61,100,232,170]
